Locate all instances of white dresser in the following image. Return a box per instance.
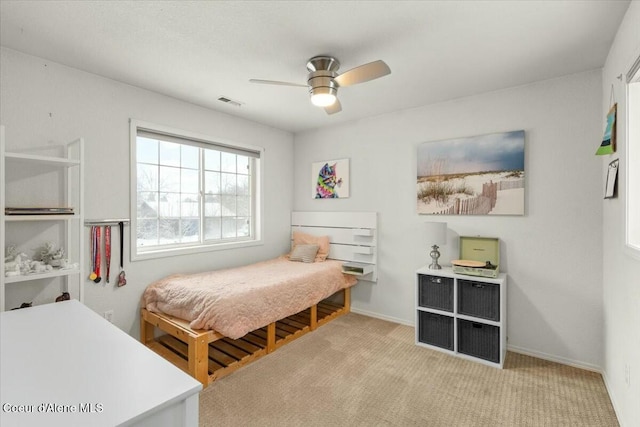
[0,300,201,426]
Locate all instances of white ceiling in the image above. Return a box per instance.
[0,1,630,134]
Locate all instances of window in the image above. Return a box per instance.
[626,56,640,256]
[130,120,262,260]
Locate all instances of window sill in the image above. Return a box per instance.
[624,244,640,262]
[131,239,264,262]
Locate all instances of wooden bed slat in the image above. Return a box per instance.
[211,340,250,362]
[275,321,300,334]
[278,317,308,330]
[274,324,292,339]
[286,314,310,327]
[295,311,311,324]
[317,306,334,317]
[251,328,268,340]
[208,346,237,367]
[242,332,267,348]
[221,337,263,354]
[157,335,226,373]
[322,301,344,310]
[146,340,190,373]
[158,334,187,354]
[208,357,225,373]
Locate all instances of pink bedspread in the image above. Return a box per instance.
[142,257,357,339]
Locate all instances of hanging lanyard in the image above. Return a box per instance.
[105,226,111,284]
[89,226,97,281]
[89,226,102,283]
[118,221,127,287]
[94,226,101,283]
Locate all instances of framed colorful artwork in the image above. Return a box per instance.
[596,103,616,155]
[417,130,525,215]
[312,158,350,199]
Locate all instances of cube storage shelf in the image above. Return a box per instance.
[415,266,507,368]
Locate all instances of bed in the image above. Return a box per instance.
[140,211,377,387]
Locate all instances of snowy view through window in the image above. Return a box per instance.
[136,135,253,251]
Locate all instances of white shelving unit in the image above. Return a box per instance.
[415,266,507,368]
[0,125,84,311]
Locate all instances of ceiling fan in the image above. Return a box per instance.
[250,56,391,115]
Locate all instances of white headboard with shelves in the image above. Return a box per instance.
[291,211,377,282]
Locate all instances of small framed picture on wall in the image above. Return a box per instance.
[312,158,350,199]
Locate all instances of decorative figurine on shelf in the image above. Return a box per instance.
[62,262,77,270]
[4,246,21,277]
[40,242,55,263]
[40,242,56,263]
[4,260,21,277]
[55,292,70,302]
[49,247,66,267]
[29,260,52,274]
[11,302,32,310]
[4,244,72,277]
[4,245,18,262]
[40,242,67,268]
[4,249,31,277]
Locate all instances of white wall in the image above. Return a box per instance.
[294,70,604,369]
[0,47,294,337]
[601,2,640,425]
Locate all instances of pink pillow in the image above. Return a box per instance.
[292,231,330,262]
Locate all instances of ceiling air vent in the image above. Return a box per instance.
[217,96,243,107]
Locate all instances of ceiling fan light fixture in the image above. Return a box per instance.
[310,86,337,107]
[250,55,390,114]
[311,93,337,107]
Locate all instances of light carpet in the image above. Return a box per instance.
[199,313,618,426]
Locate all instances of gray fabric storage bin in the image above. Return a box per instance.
[458,279,500,321]
[418,311,454,350]
[457,319,499,363]
[418,275,453,312]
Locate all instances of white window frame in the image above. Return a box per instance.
[625,55,640,259]
[129,119,264,261]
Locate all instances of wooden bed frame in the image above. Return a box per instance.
[141,287,350,387]
[140,211,376,387]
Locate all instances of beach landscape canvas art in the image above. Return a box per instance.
[417,131,525,215]
[312,158,350,199]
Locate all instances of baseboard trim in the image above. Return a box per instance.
[350,307,414,327]
[349,313,603,374]
[601,370,626,427]
[351,314,614,375]
[507,344,601,373]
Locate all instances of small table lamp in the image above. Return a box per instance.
[425,222,447,269]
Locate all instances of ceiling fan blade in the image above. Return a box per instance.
[249,79,307,88]
[334,60,391,87]
[324,98,342,115]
